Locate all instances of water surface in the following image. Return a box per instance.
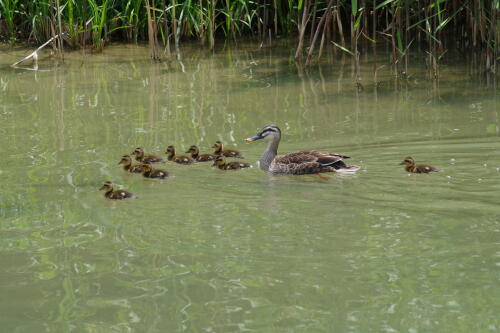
[0,42,499,332]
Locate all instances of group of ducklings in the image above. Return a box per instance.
[99,141,252,199]
[100,124,439,200]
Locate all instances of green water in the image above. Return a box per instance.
[1,42,499,332]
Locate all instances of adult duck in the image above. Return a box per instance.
[245,125,359,175]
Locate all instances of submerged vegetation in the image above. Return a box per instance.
[0,0,498,71]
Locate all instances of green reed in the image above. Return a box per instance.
[1,0,498,71]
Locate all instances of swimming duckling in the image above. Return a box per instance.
[132,147,164,163]
[185,145,216,162]
[118,155,145,173]
[142,163,170,179]
[212,140,244,158]
[99,181,136,199]
[399,156,437,173]
[212,156,252,170]
[165,145,194,165]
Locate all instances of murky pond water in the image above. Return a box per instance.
[1,41,499,332]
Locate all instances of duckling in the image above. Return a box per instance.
[399,156,437,173]
[212,140,244,158]
[185,145,216,162]
[132,147,164,163]
[165,145,194,165]
[99,181,136,199]
[212,156,252,170]
[118,155,145,173]
[142,163,170,179]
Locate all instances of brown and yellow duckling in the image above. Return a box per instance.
[132,147,164,163]
[185,145,216,162]
[165,145,194,165]
[99,181,136,199]
[212,156,252,170]
[118,155,145,173]
[212,140,244,158]
[400,156,438,173]
[142,163,170,179]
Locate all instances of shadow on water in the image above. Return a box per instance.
[0,40,499,332]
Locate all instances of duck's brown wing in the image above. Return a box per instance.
[295,150,351,159]
[279,151,345,167]
[275,151,358,174]
[273,153,330,174]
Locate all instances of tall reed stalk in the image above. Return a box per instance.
[0,0,498,72]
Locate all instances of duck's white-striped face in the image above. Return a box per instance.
[246,125,281,142]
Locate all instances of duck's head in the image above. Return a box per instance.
[165,145,175,155]
[246,125,281,143]
[99,181,114,191]
[132,147,144,157]
[118,155,132,165]
[212,141,223,149]
[212,155,226,167]
[141,163,153,173]
[399,156,415,166]
[185,145,199,154]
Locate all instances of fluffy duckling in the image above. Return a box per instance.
[118,155,145,173]
[99,181,136,199]
[185,145,216,162]
[165,145,194,165]
[212,140,244,158]
[132,147,164,163]
[142,163,170,179]
[400,156,437,173]
[212,156,252,170]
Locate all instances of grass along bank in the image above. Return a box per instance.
[1,0,498,72]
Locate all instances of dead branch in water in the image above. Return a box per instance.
[11,33,66,67]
